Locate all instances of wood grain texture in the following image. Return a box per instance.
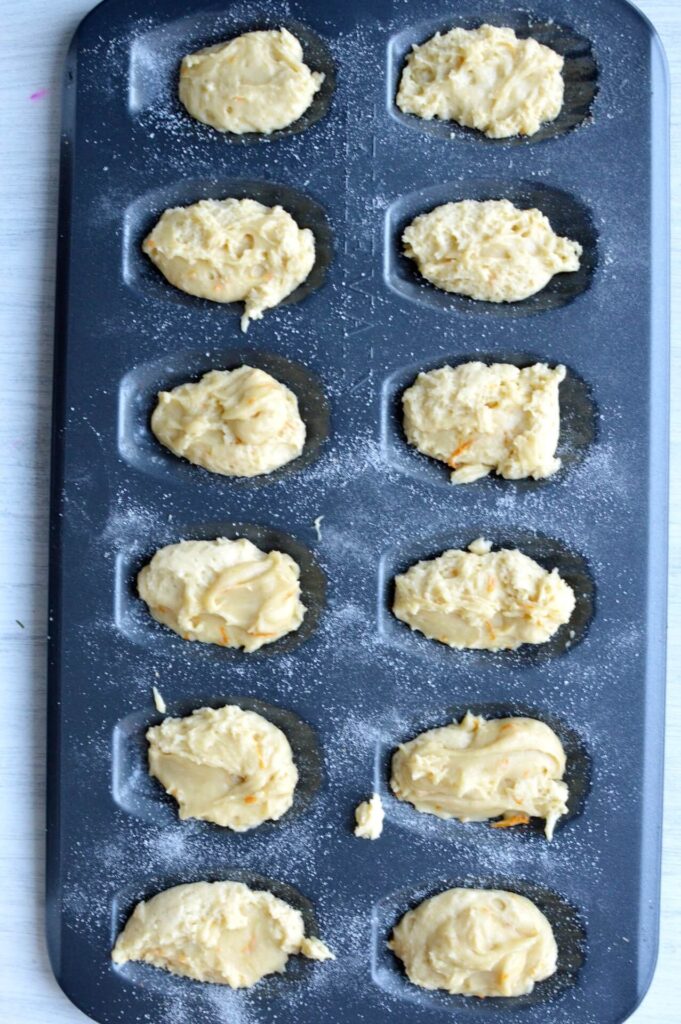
[0,1,677,1021]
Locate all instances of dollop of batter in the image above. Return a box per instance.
[389,887,557,997]
[397,23,564,139]
[354,793,384,839]
[402,362,565,483]
[137,537,305,652]
[402,199,582,303]
[147,704,298,831]
[179,28,324,135]
[393,537,575,650]
[151,365,306,478]
[391,711,568,839]
[143,198,315,330]
[112,880,334,987]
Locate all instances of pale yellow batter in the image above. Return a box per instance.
[353,793,384,839]
[112,880,334,987]
[151,365,306,478]
[391,711,568,839]
[393,537,575,650]
[397,23,564,139]
[147,704,298,830]
[389,887,557,997]
[402,199,582,303]
[179,28,324,134]
[143,198,315,330]
[137,537,305,652]
[402,362,565,483]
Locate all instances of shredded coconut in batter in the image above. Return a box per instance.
[393,537,575,650]
[151,365,306,477]
[397,24,564,139]
[179,28,324,135]
[137,537,305,651]
[402,361,565,483]
[403,199,582,303]
[391,711,568,839]
[147,704,298,830]
[389,887,557,997]
[143,198,315,330]
[112,880,334,987]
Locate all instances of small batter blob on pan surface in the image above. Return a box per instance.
[112,880,334,987]
[389,887,557,997]
[151,365,306,478]
[402,361,565,484]
[137,537,305,652]
[397,24,564,139]
[143,198,315,331]
[179,28,325,134]
[391,711,568,840]
[393,537,575,650]
[353,793,384,839]
[147,704,298,831]
[402,199,582,303]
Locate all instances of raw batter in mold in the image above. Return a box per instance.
[112,880,334,987]
[402,361,565,484]
[137,537,305,652]
[391,711,568,840]
[147,704,298,830]
[393,537,575,650]
[151,365,306,478]
[396,23,564,139]
[143,198,315,331]
[179,28,324,135]
[389,887,557,997]
[402,199,582,303]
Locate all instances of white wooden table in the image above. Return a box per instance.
[0,1,678,1020]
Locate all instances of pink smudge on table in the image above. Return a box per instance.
[30,88,49,101]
